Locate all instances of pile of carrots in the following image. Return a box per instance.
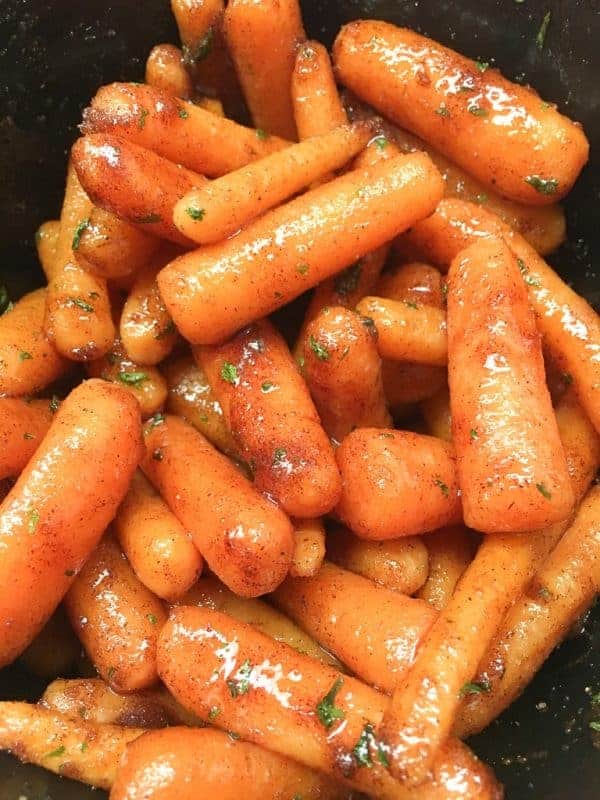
[0,1,598,799]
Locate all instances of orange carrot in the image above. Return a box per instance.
[146,43,194,99]
[195,318,341,518]
[0,379,141,668]
[223,0,305,139]
[141,414,294,596]
[35,220,60,278]
[292,41,347,139]
[0,398,53,479]
[159,152,444,344]
[81,82,287,178]
[173,123,370,245]
[290,517,326,578]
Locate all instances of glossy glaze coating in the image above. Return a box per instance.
[399,198,600,435]
[141,414,294,596]
[336,428,462,539]
[223,0,304,140]
[290,516,326,578]
[110,726,350,800]
[292,40,347,139]
[448,238,573,532]
[334,20,589,204]
[35,219,60,278]
[302,305,391,443]
[120,254,179,366]
[0,397,53,479]
[73,133,203,246]
[196,318,341,518]
[273,561,437,693]
[162,353,238,458]
[86,337,168,419]
[381,392,600,784]
[44,164,115,361]
[173,123,370,245]
[145,43,193,99]
[0,379,141,668]
[82,82,287,178]
[114,471,202,602]
[158,606,502,800]
[326,525,429,596]
[159,151,444,344]
[0,702,143,790]
[416,526,474,610]
[65,536,167,693]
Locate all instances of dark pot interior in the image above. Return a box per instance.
[0,2,599,798]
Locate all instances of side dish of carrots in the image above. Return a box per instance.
[1,3,597,800]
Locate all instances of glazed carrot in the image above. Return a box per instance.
[162,354,239,457]
[111,727,350,800]
[41,678,201,729]
[380,393,600,784]
[399,199,600,435]
[173,123,371,245]
[381,361,447,409]
[82,82,287,178]
[195,318,341,518]
[114,471,202,602]
[73,134,204,246]
[458,485,600,738]
[35,219,60,278]
[120,255,179,365]
[375,261,445,308]
[141,414,294,596]
[223,0,305,139]
[302,306,391,443]
[146,43,194,99]
[86,338,168,419]
[274,561,436,693]
[171,0,243,116]
[422,386,452,442]
[385,124,566,255]
[455,393,600,734]
[416,527,474,610]
[336,428,461,540]
[76,207,160,280]
[175,576,342,669]
[158,607,501,800]
[159,152,444,344]
[20,608,80,680]
[65,536,167,693]
[356,296,447,366]
[44,163,115,360]
[448,238,573,532]
[0,398,53,479]
[0,379,141,668]
[0,702,143,790]
[290,517,326,578]
[334,20,589,204]
[326,525,429,596]
[292,41,347,139]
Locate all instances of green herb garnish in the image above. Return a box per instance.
[373,135,388,150]
[72,219,90,250]
[70,297,94,313]
[19,351,32,361]
[227,659,253,698]
[0,285,11,315]
[309,335,330,362]
[186,206,205,221]
[536,11,551,50]
[147,613,158,625]
[44,745,66,759]
[261,381,276,393]
[27,508,40,534]
[475,60,489,73]
[436,104,450,117]
[334,261,362,297]
[220,362,238,384]
[460,681,490,697]
[178,107,189,119]
[272,447,287,465]
[138,107,149,129]
[316,678,345,729]
[468,105,488,117]
[470,428,479,440]
[256,128,269,141]
[23,432,35,440]
[536,482,552,500]
[117,371,147,386]
[525,175,559,195]
[434,477,449,497]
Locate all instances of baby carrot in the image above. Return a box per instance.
[0,289,70,395]
[422,386,452,442]
[141,414,294,596]
[35,220,60,278]
[114,471,202,602]
[111,727,350,800]
[158,606,502,800]
[0,379,141,668]
[302,305,391,443]
[334,20,588,204]
[65,535,167,692]
[290,517,326,578]
[81,82,287,178]
[173,123,370,245]
[73,134,204,246]
[400,198,600,435]
[195,318,341,518]
[146,43,194,99]
[336,428,462,540]
[159,152,444,344]
[292,40,347,139]
[0,398,53,479]
[223,0,305,139]
[416,527,474,610]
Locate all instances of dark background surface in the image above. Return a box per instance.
[0,1,599,798]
